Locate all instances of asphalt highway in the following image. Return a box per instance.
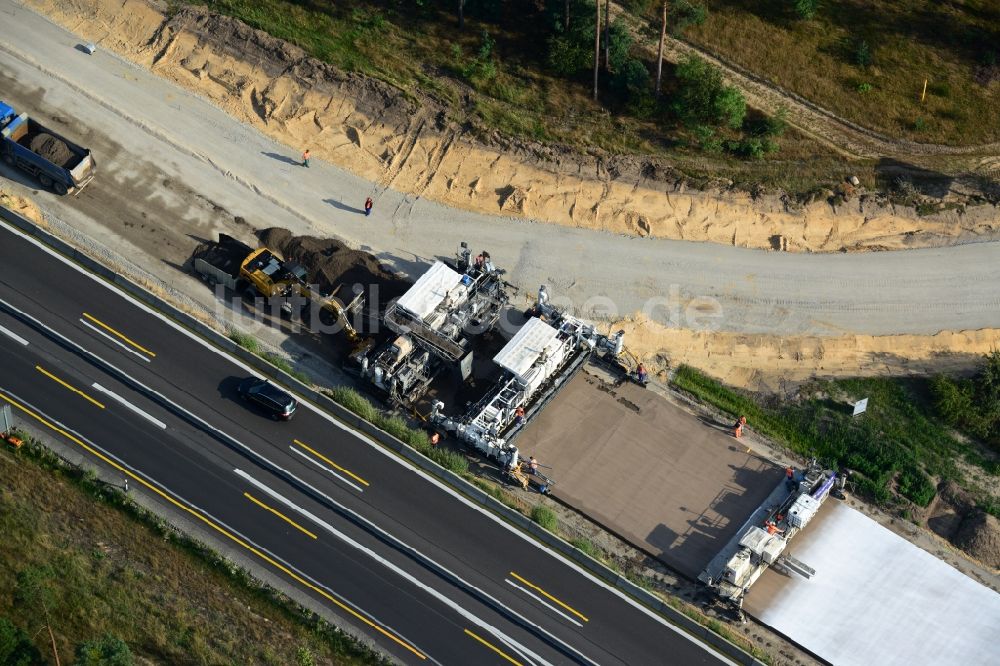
[0,221,734,665]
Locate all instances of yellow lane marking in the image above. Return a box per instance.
[244,492,318,539]
[35,366,105,409]
[464,629,524,666]
[0,391,425,661]
[293,439,370,487]
[82,312,157,357]
[509,572,589,622]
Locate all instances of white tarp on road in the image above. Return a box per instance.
[746,501,1000,666]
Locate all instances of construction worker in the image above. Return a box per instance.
[430,431,440,446]
[529,456,539,475]
[636,363,648,384]
[514,405,526,425]
[765,520,784,536]
[785,466,796,490]
[364,197,373,216]
[301,148,310,167]
[733,415,747,438]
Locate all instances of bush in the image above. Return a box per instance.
[670,0,708,36]
[856,82,872,93]
[228,330,261,355]
[855,39,872,67]
[0,617,42,666]
[75,635,134,666]
[931,352,1000,448]
[571,538,602,559]
[897,464,935,507]
[531,505,559,532]
[692,124,723,154]
[673,55,746,129]
[792,0,819,20]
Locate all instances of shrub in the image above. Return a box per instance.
[856,82,872,93]
[692,124,724,154]
[855,39,872,67]
[0,617,42,666]
[75,635,134,666]
[531,505,559,532]
[792,0,819,20]
[670,0,708,36]
[673,55,746,129]
[228,330,261,355]
[571,538,602,559]
[897,464,935,507]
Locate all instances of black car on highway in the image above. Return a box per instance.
[237,377,297,420]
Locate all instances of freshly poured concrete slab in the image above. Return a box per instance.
[516,373,784,578]
[745,501,1000,666]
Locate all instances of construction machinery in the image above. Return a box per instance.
[1,101,95,195]
[192,234,365,344]
[699,459,841,621]
[431,290,625,490]
[352,242,511,406]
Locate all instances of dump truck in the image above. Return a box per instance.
[193,234,366,344]
[0,101,95,195]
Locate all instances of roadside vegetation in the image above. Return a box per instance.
[0,434,382,665]
[685,0,1000,145]
[181,0,861,195]
[671,355,1000,516]
[228,329,312,384]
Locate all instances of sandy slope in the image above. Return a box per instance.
[28,0,1000,254]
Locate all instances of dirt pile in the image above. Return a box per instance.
[257,227,409,306]
[0,187,45,225]
[953,511,1000,570]
[28,132,73,167]
[26,0,1000,253]
[611,312,1000,390]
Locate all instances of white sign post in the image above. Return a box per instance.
[852,398,869,417]
[0,404,11,433]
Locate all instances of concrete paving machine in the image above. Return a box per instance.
[431,299,625,490]
[352,242,510,406]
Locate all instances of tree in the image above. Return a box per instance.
[593,0,601,100]
[670,0,706,36]
[603,0,611,70]
[75,635,134,666]
[672,55,746,129]
[655,1,668,97]
[458,0,465,30]
[0,618,42,666]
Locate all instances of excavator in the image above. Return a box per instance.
[193,234,367,346]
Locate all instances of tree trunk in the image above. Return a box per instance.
[593,0,601,100]
[565,0,570,31]
[458,0,464,30]
[603,0,610,70]
[655,1,667,97]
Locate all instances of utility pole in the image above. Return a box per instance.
[603,0,610,70]
[593,0,601,100]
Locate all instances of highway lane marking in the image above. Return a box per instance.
[0,228,742,666]
[35,365,105,409]
[90,383,167,429]
[508,572,588,623]
[80,319,152,363]
[0,323,29,346]
[292,439,369,488]
[82,312,156,358]
[504,579,582,628]
[464,628,524,666]
[0,389,428,662]
[290,446,365,493]
[244,492,318,539]
[234,469,557,666]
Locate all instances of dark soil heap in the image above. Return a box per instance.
[257,227,409,307]
[29,132,74,168]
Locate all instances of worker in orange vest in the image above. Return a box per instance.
[733,415,747,438]
[514,405,526,425]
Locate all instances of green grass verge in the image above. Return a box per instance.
[672,365,1000,511]
[0,433,383,665]
[325,387,469,475]
[228,330,311,384]
[530,505,559,532]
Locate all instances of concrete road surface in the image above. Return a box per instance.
[1,2,999,337]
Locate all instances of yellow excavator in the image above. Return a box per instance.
[193,234,365,345]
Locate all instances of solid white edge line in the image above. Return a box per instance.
[0,323,30,346]
[3,219,741,666]
[91,382,167,429]
[234,468,551,666]
[79,319,151,362]
[505,579,583,628]
[289,445,364,493]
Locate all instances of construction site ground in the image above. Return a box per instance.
[515,370,785,579]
